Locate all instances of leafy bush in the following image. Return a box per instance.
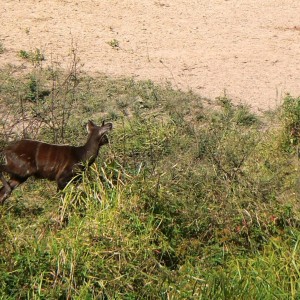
[281,95,300,152]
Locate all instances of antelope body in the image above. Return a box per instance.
[0,120,112,204]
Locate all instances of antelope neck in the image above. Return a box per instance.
[80,133,101,163]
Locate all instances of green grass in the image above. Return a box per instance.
[0,62,300,299]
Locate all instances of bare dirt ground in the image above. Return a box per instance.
[1,0,300,111]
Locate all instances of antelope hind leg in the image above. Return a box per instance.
[0,172,12,204]
[0,175,26,205]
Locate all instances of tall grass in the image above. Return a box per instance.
[0,62,300,299]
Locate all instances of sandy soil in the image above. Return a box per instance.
[0,0,300,111]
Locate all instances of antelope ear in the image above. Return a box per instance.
[86,120,95,133]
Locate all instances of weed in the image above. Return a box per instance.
[0,42,5,54]
[19,48,45,64]
[24,75,50,102]
[106,39,120,49]
[19,49,30,59]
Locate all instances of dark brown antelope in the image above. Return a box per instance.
[0,120,112,204]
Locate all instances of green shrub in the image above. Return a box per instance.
[281,94,300,152]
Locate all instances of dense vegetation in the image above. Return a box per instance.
[0,55,300,299]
